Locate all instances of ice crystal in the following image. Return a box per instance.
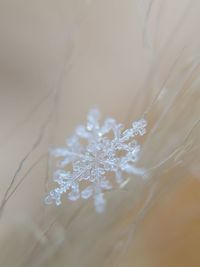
[45,109,147,213]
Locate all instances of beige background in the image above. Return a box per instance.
[0,0,199,266]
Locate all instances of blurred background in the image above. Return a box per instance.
[0,0,199,266]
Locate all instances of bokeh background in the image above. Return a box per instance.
[0,0,199,266]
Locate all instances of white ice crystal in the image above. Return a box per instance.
[45,109,147,213]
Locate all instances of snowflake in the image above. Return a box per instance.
[45,109,147,213]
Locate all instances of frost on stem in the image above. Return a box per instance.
[45,109,147,213]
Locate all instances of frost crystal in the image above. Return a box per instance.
[45,109,147,213]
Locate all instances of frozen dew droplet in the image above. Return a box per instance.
[132,118,147,136]
[76,125,89,138]
[115,170,123,184]
[68,192,80,201]
[100,179,112,190]
[44,195,53,205]
[67,136,78,146]
[88,108,101,121]
[55,198,62,206]
[81,186,93,199]
[95,193,106,213]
